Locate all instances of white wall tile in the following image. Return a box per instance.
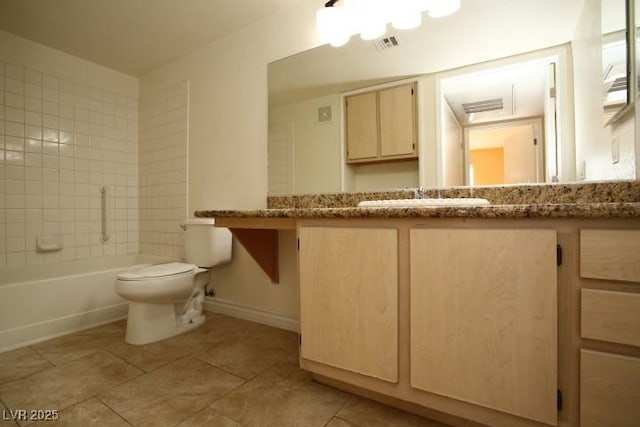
[0,60,139,270]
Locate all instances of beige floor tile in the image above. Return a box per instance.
[195,322,299,379]
[99,356,244,427]
[108,312,261,374]
[0,400,19,427]
[31,323,125,365]
[326,417,358,427]
[337,397,447,427]
[0,351,142,418]
[211,362,350,427]
[0,348,52,386]
[177,407,243,427]
[108,335,198,373]
[54,398,129,427]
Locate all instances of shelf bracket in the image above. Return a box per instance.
[229,228,280,283]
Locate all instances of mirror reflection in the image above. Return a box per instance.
[602,0,629,123]
[268,0,637,195]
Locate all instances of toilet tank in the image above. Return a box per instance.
[183,219,232,268]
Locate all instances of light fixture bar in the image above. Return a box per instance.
[316,0,462,48]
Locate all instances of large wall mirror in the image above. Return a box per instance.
[268,0,638,195]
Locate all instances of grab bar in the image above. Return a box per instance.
[101,186,110,243]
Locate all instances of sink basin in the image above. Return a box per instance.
[357,198,491,208]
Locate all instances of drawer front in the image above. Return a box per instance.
[582,289,640,347]
[581,350,640,427]
[580,230,640,283]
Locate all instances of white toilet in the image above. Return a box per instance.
[115,218,232,345]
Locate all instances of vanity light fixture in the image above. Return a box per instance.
[316,0,461,47]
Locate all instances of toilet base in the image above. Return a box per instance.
[124,302,206,345]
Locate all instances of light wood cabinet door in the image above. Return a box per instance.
[298,226,398,383]
[379,83,416,158]
[581,350,640,427]
[346,92,379,161]
[410,228,558,425]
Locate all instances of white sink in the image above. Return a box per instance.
[357,198,491,208]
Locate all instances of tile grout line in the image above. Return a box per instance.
[26,345,55,368]
[94,395,134,426]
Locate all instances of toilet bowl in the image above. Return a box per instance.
[115,219,231,345]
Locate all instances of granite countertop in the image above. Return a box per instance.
[195,202,640,220]
[195,182,640,221]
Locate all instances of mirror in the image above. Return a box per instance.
[268,0,638,194]
[602,0,630,124]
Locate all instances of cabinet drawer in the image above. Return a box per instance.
[580,350,640,427]
[582,289,640,347]
[580,230,640,283]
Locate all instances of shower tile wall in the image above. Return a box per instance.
[0,62,139,268]
[139,81,188,259]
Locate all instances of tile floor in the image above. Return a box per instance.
[0,313,447,427]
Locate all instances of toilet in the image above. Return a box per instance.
[115,218,232,345]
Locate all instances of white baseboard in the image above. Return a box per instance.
[203,298,300,333]
[0,303,129,353]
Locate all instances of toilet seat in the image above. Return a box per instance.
[117,262,196,281]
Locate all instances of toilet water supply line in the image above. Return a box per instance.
[101,186,110,243]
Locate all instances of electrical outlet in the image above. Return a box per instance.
[579,160,587,180]
[611,137,620,164]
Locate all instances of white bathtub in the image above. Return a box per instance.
[0,255,173,352]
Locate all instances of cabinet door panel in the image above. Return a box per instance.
[346,92,378,161]
[379,83,416,157]
[581,350,640,427]
[410,229,557,425]
[299,226,398,383]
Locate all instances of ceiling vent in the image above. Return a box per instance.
[462,98,504,114]
[372,35,400,51]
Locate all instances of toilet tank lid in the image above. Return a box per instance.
[184,218,216,226]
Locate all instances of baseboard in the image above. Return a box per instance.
[203,298,300,333]
[0,303,129,353]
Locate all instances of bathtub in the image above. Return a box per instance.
[0,254,173,352]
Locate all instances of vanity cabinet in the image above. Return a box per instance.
[579,229,640,427]
[298,225,399,383]
[346,82,417,163]
[410,228,559,426]
[297,221,563,426]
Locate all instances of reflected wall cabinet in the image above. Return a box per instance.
[345,82,417,163]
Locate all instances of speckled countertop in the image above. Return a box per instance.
[194,182,640,220]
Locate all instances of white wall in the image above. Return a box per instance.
[573,0,636,180]
[139,0,317,319]
[441,100,464,186]
[269,94,342,194]
[0,31,139,270]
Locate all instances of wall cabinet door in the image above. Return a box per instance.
[345,82,417,164]
[379,83,416,158]
[410,228,558,425]
[346,92,379,161]
[298,226,398,383]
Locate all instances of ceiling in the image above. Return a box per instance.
[442,59,550,126]
[0,0,294,76]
